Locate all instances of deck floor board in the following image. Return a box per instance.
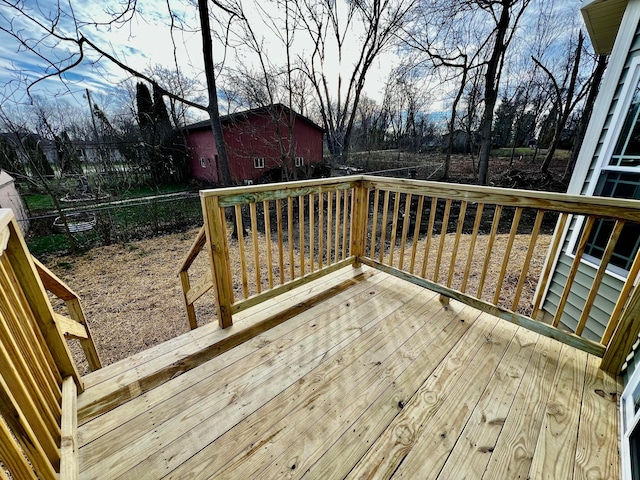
[77,266,622,480]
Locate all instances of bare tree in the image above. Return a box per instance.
[297,0,416,162]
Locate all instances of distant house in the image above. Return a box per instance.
[0,170,28,234]
[184,104,325,185]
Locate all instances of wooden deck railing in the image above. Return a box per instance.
[180,175,640,373]
[0,208,90,479]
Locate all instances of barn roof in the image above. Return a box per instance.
[184,104,324,133]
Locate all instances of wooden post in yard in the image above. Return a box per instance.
[350,183,368,268]
[201,195,234,328]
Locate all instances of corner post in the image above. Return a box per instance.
[601,284,640,373]
[350,181,369,268]
[201,194,234,329]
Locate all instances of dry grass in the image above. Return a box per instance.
[44,225,552,376]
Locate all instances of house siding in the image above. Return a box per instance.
[542,18,640,342]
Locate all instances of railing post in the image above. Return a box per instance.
[601,284,640,373]
[202,195,234,329]
[350,182,368,268]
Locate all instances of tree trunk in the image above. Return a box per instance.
[477,2,511,185]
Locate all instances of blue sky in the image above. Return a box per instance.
[0,0,585,117]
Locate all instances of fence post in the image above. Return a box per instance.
[350,181,368,268]
[201,194,234,329]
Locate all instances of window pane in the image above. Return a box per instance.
[631,422,640,480]
[583,171,640,271]
[612,82,640,163]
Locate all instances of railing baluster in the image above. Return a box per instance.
[409,196,424,275]
[552,216,596,328]
[309,193,315,273]
[532,213,569,318]
[512,210,544,311]
[370,189,380,258]
[447,200,468,288]
[234,205,249,298]
[575,220,625,336]
[276,199,285,285]
[421,197,437,278]
[379,190,391,263]
[263,200,274,289]
[342,189,349,260]
[477,204,502,299]
[288,197,295,280]
[602,246,640,345]
[434,199,452,283]
[493,207,522,305]
[461,203,484,293]
[249,202,261,294]
[398,194,412,271]
[388,192,401,266]
[319,193,324,269]
[335,190,341,263]
[327,191,333,265]
[361,188,370,260]
[299,195,305,276]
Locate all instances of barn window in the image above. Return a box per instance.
[254,157,265,169]
[200,157,207,168]
[295,156,304,167]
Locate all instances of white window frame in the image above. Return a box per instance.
[295,156,304,167]
[254,157,265,169]
[566,56,640,281]
[622,363,640,480]
[200,157,208,168]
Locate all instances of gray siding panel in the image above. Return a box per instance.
[543,20,640,342]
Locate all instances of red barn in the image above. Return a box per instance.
[185,104,326,185]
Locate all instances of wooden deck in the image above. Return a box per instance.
[76,266,621,480]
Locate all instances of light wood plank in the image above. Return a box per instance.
[388,192,401,266]
[318,193,324,269]
[179,270,197,330]
[447,200,467,287]
[552,216,595,328]
[308,193,315,273]
[477,204,502,299]
[512,210,544,311]
[184,271,212,306]
[601,278,640,373]
[369,189,380,259]
[327,191,333,266]
[60,377,78,480]
[288,197,295,280]
[493,207,522,305]
[335,190,342,264]
[94,277,430,479]
[202,196,234,328]
[250,201,262,294]
[603,246,640,345]
[409,195,424,274]
[342,188,349,260]
[303,302,482,479]
[575,220,624,336]
[0,413,38,480]
[436,328,539,479]
[433,198,452,283]
[234,204,249,299]
[379,190,390,263]
[573,355,620,480]
[263,201,274,289]
[177,225,205,273]
[54,313,88,339]
[277,198,285,285]
[482,335,562,479]
[421,197,438,278]
[398,193,412,271]
[461,203,484,293]
[345,313,505,479]
[528,345,588,479]
[299,195,305,276]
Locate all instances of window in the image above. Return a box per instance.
[574,68,640,276]
[622,366,640,479]
[200,157,208,168]
[254,157,265,169]
[295,156,304,167]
